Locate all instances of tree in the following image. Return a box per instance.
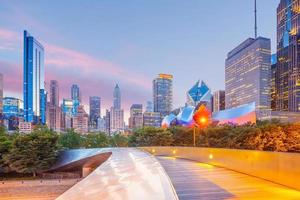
[58,129,83,149]
[130,127,173,146]
[110,134,128,147]
[0,128,12,173]
[82,133,109,148]
[4,130,59,177]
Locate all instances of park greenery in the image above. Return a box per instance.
[1,120,300,177]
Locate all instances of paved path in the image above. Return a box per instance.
[157,156,300,200]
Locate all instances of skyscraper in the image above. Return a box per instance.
[50,80,59,106]
[143,112,161,127]
[153,74,173,117]
[225,37,271,119]
[104,109,111,134]
[276,0,300,112]
[146,101,153,112]
[113,84,121,109]
[110,84,124,133]
[71,84,81,103]
[213,90,225,112]
[48,80,61,131]
[73,105,89,134]
[23,30,46,124]
[89,96,101,128]
[129,104,143,129]
[0,73,3,114]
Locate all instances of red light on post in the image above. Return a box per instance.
[193,105,211,128]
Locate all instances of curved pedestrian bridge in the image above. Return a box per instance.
[53,148,300,200]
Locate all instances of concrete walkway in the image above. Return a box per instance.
[157,156,300,200]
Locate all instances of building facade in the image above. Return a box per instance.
[0,73,3,114]
[213,90,225,112]
[110,107,124,133]
[153,74,173,117]
[72,105,88,134]
[23,30,46,124]
[276,0,300,112]
[143,112,161,127]
[48,80,61,131]
[113,84,121,109]
[71,84,81,103]
[187,80,212,112]
[129,104,143,129]
[89,96,101,129]
[225,37,271,119]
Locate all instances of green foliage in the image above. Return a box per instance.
[3,128,59,177]
[58,129,83,149]
[82,133,110,148]
[0,129,12,173]
[129,127,173,147]
[110,134,128,147]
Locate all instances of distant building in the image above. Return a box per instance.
[104,109,110,134]
[153,74,173,117]
[48,80,61,132]
[143,112,161,127]
[213,90,225,112]
[0,73,3,114]
[187,80,212,112]
[3,97,22,130]
[19,121,32,133]
[225,37,271,119]
[113,84,121,110]
[271,54,277,111]
[89,96,101,129]
[110,107,124,133]
[275,0,300,112]
[110,84,124,133]
[97,117,106,132]
[23,30,46,124]
[73,105,88,134]
[146,101,153,112]
[129,104,143,129]
[71,84,81,103]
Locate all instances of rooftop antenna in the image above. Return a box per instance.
[254,0,257,38]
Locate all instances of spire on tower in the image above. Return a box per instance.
[254,0,257,38]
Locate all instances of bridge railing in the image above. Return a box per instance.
[140,146,300,191]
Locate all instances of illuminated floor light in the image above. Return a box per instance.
[172,150,176,154]
[151,149,156,153]
[209,154,213,159]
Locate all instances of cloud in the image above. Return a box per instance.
[0,27,152,121]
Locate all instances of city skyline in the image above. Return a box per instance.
[0,1,278,121]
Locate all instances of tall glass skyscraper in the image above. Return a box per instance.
[23,30,46,124]
[89,96,101,128]
[276,0,300,112]
[153,74,173,117]
[113,84,121,109]
[71,84,81,103]
[225,37,271,119]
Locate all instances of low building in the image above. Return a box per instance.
[73,105,89,134]
[143,112,161,127]
[129,104,143,129]
[19,121,32,133]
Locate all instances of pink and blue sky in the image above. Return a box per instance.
[0,0,278,122]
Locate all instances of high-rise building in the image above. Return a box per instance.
[73,105,88,134]
[23,30,46,124]
[271,54,277,111]
[153,74,173,117]
[50,80,59,106]
[104,109,110,134]
[225,37,271,119]
[89,96,101,128]
[110,107,124,133]
[113,84,121,109]
[110,84,124,133]
[129,104,143,129]
[276,0,300,112]
[143,112,161,127]
[71,84,81,102]
[146,101,153,112]
[0,73,3,114]
[187,80,212,111]
[48,80,61,132]
[3,97,21,118]
[213,90,225,112]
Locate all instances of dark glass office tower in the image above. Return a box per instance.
[23,30,46,124]
[276,0,300,111]
[89,96,101,128]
